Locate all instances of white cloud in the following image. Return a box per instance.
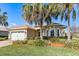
[9,23,17,27]
[11,23,16,26]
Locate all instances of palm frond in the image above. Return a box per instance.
[72,9,76,21]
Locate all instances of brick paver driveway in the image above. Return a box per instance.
[0,40,12,47]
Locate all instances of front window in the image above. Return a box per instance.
[50,30,54,37]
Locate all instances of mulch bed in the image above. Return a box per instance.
[48,43,65,47]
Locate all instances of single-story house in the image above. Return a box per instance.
[0,26,8,37]
[8,23,67,41]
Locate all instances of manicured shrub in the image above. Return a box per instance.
[34,40,48,47]
[43,36,48,40]
[47,37,66,44]
[27,40,35,45]
[13,39,48,47]
[65,42,72,48]
[58,39,66,44]
[65,40,79,49]
[49,37,59,43]
[27,37,35,40]
[13,40,27,45]
[27,39,48,47]
[43,36,67,40]
[0,37,7,41]
[59,36,67,39]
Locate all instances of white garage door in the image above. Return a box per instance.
[11,32,26,41]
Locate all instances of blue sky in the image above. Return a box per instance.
[0,3,28,27]
[0,3,79,27]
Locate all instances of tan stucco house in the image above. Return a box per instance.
[8,23,67,41]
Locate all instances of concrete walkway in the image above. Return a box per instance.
[0,40,12,47]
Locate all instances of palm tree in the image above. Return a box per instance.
[45,15,52,37]
[60,4,76,41]
[23,3,61,40]
[72,9,76,35]
[2,12,8,26]
[45,4,66,38]
[23,3,47,40]
[0,9,8,27]
[0,9,3,25]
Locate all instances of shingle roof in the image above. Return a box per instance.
[0,26,8,31]
[35,22,67,29]
[9,25,35,30]
[50,23,67,28]
[9,23,67,31]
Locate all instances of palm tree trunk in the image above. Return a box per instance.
[47,29,49,37]
[40,27,43,40]
[47,29,49,40]
[67,20,71,42]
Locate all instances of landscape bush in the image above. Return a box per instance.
[0,37,7,41]
[49,37,59,43]
[47,37,66,44]
[43,36,67,40]
[34,40,48,47]
[13,40,27,45]
[27,40,36,46]
[12,36,67,47]
[65,40,79,49]
[13,39,48,47]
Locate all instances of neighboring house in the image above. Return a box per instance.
[0,26,8,37]
[8,23,67,41]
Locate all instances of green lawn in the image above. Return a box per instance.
[0,45,79,56]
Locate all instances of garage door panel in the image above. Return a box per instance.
[11,32,26,41]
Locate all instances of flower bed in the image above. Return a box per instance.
[48,43,65,47]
